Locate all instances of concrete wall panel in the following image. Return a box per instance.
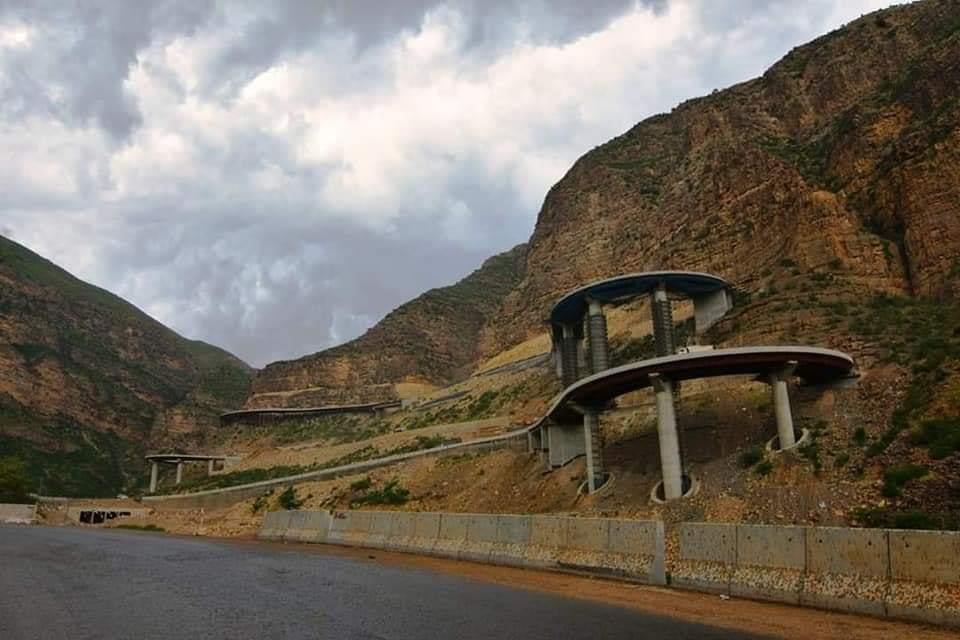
[434,513,471,558]
[607,519,665,585]
[281,510,310,542]
[525,516,567,568]
[461,514,499,563]
[802,527,889,616]
[888,530,960,626]
[732,525,805,604]
[325,510,353,545]
[259,510,292,541]
[408,512,441,555]
[674,523,735,593]
[559,518,611,573]
[367,511,394,549]
[491,515,531,566]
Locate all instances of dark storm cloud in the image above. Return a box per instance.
[212,0,649,72]
[0,0,214,138]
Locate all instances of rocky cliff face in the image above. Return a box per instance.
[245,244,527,408]
[0,236,253,496]
[250,0,959,407]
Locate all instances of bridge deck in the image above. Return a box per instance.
[550,270,730,326]
[535,346,855,425]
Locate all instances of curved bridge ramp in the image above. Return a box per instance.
[528,346,856,498]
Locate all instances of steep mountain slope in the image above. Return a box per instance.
[246,244,527,408]
[0,235,253,496]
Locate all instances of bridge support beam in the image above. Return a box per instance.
[587,299,610,373]
[583,408,604,493]
[175,461,183,486]
[208,459,215,475]
[693,288,732,334]
[149,462,158,494]
[651,374,683,500]
[560,325,579,387]
[548,422,586,468]
[769,361,799,450]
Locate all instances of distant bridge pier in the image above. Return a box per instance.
[146,453,236,494]
[651,373,683,500]
[769,361,799,450]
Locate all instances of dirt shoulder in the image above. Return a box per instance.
[241,539,954,640]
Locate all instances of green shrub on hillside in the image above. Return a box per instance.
[910,417,960,459]
[0,456,31,503]
[881,463,929,498]
[854,506,959,531]
[278,486,304,510]
[754,460,774,476]
[350,477,372,492]
[738,446,764,469]
[351,480,409,507]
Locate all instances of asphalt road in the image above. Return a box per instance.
[0,526,765,640]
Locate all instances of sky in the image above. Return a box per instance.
[0,0,900,367]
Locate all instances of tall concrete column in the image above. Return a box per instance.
[587,299,610,373]
[175,461,183,485]
[208,459,215,476]
[651,374,683,500]
[770,361,799,450]
[149,462,158,494]
[651,283,676,357]
[560,325,579,388]
[582,408,604,493]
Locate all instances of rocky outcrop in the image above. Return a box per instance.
[0,235,253,496]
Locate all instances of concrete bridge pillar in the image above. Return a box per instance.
[587,299,610,373]
[651,373,683,500]
[651,283,677,357]
[208,459,215,475]
[560,325,579,388]
[175,461,183,486]
[769,361,799,450]
[582,408,604,493]
[149,462,158,494]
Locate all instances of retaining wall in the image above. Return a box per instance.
[259,509,666,585]
[0,503,37,524]
[144,430,527,511]
[677,523,960,627]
